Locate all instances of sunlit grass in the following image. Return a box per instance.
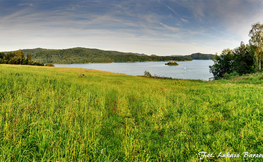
[1,64,263,161]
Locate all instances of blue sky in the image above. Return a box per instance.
[1,0,263,56]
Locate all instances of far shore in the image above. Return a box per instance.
[53,60,196,65]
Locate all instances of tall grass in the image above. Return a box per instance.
[1,64,263,161]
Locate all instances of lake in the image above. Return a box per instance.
[54,60,214,81]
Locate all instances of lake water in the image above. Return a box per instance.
[54,60,214,81]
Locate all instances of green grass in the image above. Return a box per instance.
[1,64,263,161]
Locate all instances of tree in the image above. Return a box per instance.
[27,53,32,61]
[0,50,43,66]
[6,52,15,61]
[249,22,263,70]
[27,52,32,64]
[12,50,25,64]
[0,52,5,63]
[232,42,255,75]
[209,49,234,80]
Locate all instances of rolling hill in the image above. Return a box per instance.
[3,47,214,64]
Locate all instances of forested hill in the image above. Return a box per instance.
[190,53,215,60]
[4,48,48,56]
[12,47,191,64]
[4,47,214,64]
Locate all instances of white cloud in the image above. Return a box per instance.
[159,22,179,32]
[18,3,33,7]
[181,18,188,22]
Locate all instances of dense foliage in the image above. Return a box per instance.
[0,50,44,66]
[232,43,255,75]
[209,43,255,80]
[210,22,263,80]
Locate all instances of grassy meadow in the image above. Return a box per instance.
[1,64,263,161]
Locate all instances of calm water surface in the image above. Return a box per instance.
[54,60,214,81]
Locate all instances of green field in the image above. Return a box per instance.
[1,64,263,161]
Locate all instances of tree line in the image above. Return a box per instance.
[0,50,44,66]
[210,22,263,80]
[2,47,215,64]
[30,48,193,64]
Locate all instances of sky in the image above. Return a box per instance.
[1,0,263,56]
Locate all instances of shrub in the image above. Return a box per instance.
[223,71,239,79]
[46,63,55,67]
[144,71,152,77]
